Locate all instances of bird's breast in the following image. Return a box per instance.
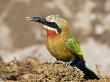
[46,35,73,62]
[44,27,57,39]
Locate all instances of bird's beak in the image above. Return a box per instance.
[26,16,47,25]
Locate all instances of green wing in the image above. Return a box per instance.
[66,34,84,60]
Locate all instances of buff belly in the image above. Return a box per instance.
[46,39,73,62]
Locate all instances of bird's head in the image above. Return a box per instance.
[26,15,69,38]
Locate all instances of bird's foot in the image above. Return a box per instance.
[64,62,71,67]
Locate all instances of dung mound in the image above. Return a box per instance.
[0,57,85,82]
[0,57,110,82]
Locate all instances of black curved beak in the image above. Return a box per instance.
[26,16,56,27]
[26,16,47,25]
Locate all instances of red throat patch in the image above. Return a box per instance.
[45,29,57,38]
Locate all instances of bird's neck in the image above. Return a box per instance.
[45,29,57,39]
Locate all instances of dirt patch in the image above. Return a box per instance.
[0,57,110,82]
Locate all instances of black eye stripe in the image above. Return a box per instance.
[27,16,62,33]
[45,21,61,33]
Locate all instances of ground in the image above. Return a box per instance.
[0,57,110,82]
[0,0,110,82]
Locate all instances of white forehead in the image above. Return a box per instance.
[46,15,59,22]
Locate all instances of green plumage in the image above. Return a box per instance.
[45,16,84,62]
[46,33,84,62]
[66,34,84,60]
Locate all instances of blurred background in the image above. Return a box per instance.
[0,0,110,77]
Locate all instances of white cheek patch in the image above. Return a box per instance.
[43,25,58,33]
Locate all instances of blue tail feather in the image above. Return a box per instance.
[70,59,99,80]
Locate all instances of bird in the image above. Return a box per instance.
[26,15,99,80]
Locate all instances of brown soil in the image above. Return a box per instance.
[0,57,110,82]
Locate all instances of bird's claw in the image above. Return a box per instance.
[64,62,71,67]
